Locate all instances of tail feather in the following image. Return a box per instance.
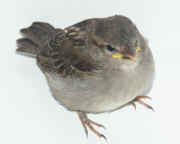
[16,22,56,58]
[16,38,39,58]
[20,22,56,46]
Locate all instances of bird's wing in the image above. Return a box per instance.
[38,26,101,77]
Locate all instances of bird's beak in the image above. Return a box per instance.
[123,53,136,60]
[112,52,136,60]
[136,46,141,52]
[112,52,124,58]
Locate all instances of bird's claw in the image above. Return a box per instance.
[78,112,107,140]
[128,96,154,111]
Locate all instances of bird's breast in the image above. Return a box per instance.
[44,59,154,113]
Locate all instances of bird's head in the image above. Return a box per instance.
[84,15,146,70]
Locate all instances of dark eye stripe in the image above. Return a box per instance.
[106,45,116,52]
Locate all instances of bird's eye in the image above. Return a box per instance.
[106,45,116,52]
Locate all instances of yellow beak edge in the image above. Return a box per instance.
[112,52,124,58]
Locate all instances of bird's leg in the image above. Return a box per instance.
[128,96,154,111]
[77,112,106,140]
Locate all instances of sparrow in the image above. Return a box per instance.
[16,15,155,140]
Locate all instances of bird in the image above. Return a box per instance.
[16,15,155,140]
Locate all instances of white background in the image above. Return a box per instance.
[0,0,179,144]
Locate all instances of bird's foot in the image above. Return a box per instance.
[128,96,154,111]
[78,112,107,140]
